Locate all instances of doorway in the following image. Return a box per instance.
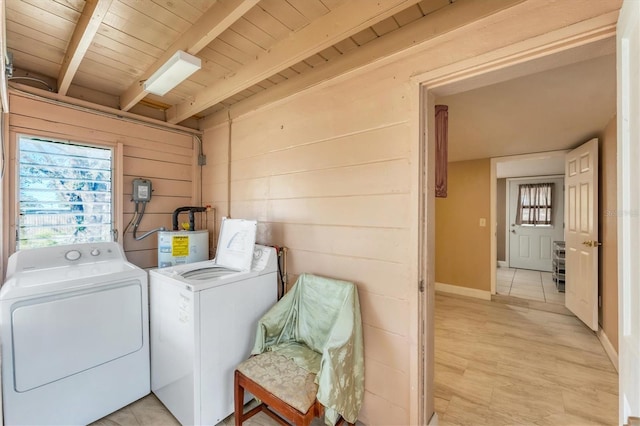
[421,27,618,426]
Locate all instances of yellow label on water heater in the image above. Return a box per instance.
[172,235,190,257]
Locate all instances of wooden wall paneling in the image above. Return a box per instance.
[364,356,409,409]
[283,248,409,300]
[123,146,192,164]
[358,290,410,336]
[7,94,197,267]
[122,157,192,181]
[9,94,193,148]
[361,390,408,425]
[265,160,410,198]
[266,223,410,264]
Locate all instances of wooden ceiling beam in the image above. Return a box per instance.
[166,0,423,124]
[119,0,259,112]
[57,0,112,96]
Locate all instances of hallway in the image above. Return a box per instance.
[435,293,617,425]
[496,267,565,305]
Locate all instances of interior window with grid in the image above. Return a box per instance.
[17,136,114,250]
[516,182,554,226]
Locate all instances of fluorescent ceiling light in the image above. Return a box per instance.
[144,50,201,96]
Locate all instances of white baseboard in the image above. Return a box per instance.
[435,282,492,301]
[428,412,439,425]
[597,328,619,372]
[497,260,508,268]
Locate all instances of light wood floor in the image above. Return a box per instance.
[435,293,618,426]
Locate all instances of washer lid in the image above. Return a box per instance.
[214,218,257,271]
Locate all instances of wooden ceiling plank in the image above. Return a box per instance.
[119,0,259,111]
[393,4,425,26]
[258,0,309,31]
[167,0,423,123]
[150,0,203,24]
[105,2,179,50]
[209,38,255,65]
[243,6,291,40]
[7,20,69,50]
[418,0,452,16]
[333,37,359,54]
[213,0,527,123]
[97,25,164,58]
[6,7,74,41]
[8,33,65,65]
[371,16,401,36]
[120,0,191,31]
[285,0,330,21]
[318,46,343,61]
[218,29,264,59]
[351,27,378,46]
[229,18,276,50]
[18,0,81,23]
[91,33,157,67]
[58,0,113,95]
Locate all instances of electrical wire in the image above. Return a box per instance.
[132,200,166,240]
[8,77,53,91]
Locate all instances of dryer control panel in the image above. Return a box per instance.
[6,242,127,275]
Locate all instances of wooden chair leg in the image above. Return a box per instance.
[234,370,244,426]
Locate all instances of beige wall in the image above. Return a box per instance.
[435,159,492,291]
[5,92,198,269]
[496,178,507,262]
[202,64,417,425]
[599,115,618,351]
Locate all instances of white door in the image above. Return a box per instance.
[508,177,564,271]
[617,0,640,423]
[564,138,598,331]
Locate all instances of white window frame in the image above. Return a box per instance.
[10,133,123,253]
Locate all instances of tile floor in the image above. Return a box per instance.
[496,267,565,305]
[435,292,618,425]
[91,393,326,426]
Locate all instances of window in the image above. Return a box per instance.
[18,136,113,249]
[516,183,554,226]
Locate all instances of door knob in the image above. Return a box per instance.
[511,230,516,234]
[582,240,602,247]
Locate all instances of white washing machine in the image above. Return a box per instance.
[150,219,277,426]
[0,242,150,425]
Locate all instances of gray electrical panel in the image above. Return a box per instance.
[132,179,152,202]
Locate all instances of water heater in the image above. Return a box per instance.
[158,230,209,268]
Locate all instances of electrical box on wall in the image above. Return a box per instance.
[132,179,152,202]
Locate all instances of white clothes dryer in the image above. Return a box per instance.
[0,242,150,426]
[150,233,277,425]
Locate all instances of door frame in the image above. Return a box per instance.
[412,16,616,425]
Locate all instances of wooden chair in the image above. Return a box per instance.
[233,274,363,426]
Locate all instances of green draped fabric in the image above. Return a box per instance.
[251,273,364,425]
